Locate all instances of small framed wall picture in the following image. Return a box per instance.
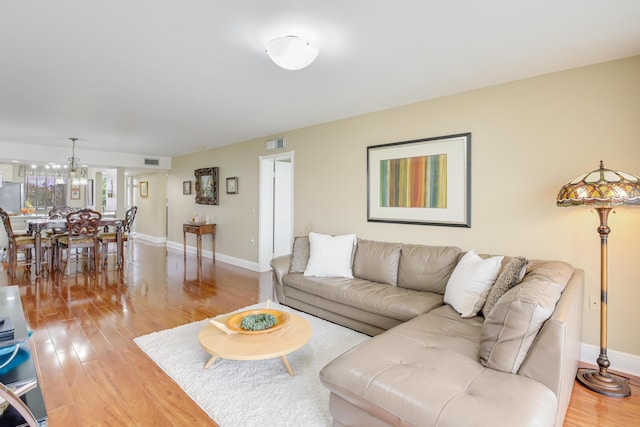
[140,181,149,198]
[226,177,238,194]
[183,180,192,195]
[70,188,81,200]
[70,182,81,200]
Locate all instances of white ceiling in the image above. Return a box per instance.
[1,1,639,160]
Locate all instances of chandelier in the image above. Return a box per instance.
[68,137,79,177]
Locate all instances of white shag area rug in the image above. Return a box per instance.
[134,302,369,427]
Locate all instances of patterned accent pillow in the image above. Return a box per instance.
[288,236,310,273]
[482,256,528,318]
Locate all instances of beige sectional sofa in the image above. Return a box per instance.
[271,237,584,427]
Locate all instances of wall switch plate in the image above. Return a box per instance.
[589,295,600,311]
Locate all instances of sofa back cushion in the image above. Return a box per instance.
[397,244,461,293]
[478,260,574,373]
[353,239,402,286]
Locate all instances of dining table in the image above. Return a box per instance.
[27,217,124,275]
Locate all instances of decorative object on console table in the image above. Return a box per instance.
[226,177,238,194]
[557,160,640,398]
[195,167,218,205]
[367,133,471,227]
[183,180,192,195]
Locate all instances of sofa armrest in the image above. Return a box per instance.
[271,255,291,285]
[518,268,584,426]
[270,255,291,303]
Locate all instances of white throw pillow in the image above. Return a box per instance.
[444,250,504,318]
[304,232,357,278]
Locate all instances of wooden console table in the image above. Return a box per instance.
[183,223,216,263]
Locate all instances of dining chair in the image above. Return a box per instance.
[98,206,137,268]
[56,208,102,273]
[0,207,52,276]
[47,205,75,265]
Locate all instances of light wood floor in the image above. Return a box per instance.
[1,242,638,426]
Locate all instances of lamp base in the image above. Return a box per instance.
[576,369,631,398]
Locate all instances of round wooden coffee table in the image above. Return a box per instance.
[198,311,312,376]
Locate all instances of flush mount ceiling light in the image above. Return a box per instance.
[265,35,319,70]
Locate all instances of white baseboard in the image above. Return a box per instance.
[132,233,167,246]
[165,241,261,272]
[580,343,640,378]
[215,253,261,272]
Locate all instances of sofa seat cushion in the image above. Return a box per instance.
[282,273,443,322]
[320,307,558,427]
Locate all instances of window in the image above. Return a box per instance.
[25,175,67,210]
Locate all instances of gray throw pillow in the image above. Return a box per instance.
[288,236,310,273]
[482,256,528,317]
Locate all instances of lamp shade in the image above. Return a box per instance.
[556,161,640,207]
[265,36,319,70]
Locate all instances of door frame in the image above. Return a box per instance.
[258,151,294,272]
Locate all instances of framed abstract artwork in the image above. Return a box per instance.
[367,133,471,227]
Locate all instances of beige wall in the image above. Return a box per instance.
[170,142,263,261]
[135,172,167,238]
[167,56,640,356]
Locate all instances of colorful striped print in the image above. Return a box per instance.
[379,154,447,208]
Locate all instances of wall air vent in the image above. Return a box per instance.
[265,137,285,151]
[144,158,160,166]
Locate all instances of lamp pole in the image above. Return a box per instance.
[575,206,630,397]
[596,207,610,376]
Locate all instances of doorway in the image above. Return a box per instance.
[258,152,294,271]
